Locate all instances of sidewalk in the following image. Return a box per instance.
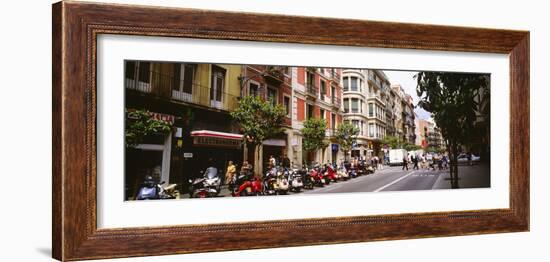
[432,162,490,189]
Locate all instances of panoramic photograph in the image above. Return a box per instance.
[124,61,490,200]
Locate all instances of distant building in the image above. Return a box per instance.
[426,118,445,150]
[342,69,391,159]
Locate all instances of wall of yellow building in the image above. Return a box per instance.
[149,62,242,111]
[194,63,241,111]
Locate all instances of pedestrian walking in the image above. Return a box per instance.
[225,161,236,185]
[421,154,428,169]
[402,154,409,171]
[376,156,383,170]
[413,154,419,170]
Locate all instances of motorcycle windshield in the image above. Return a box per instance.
[137,187,157,199]
[204,167,219,179]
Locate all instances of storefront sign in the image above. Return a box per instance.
[183,152,193,158]
[193,136,241,148]
[149,112,175,124]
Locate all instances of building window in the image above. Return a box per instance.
[210,66,225,109]
[267,87,278,106]
[343,77,349,91]
[320,80,326,97]
[306,104,314,119]
[172,63,196,101]
[331,113,336,130]
[369,123,374,137]
[125,61,152,93]
[368,103,374,117]
[350,77,358,91]
[351,98,359,113]
[125,61,136,79]
[320,109,325,120]
[249,82,259,97]
[283,96,291,117]
[284,66,291,75]
[138,61,151,83]
[307,71,315,89]
[343,98,349,113]
[352,120,360,133]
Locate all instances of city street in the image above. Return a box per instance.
[181,163,490,199]
[303,163,489,194]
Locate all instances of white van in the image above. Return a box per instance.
[388,149,408,166]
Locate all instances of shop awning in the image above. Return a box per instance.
[190,130,243,140]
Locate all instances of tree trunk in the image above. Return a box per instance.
[448,141,460,189]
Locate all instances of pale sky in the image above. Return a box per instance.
[383,70,431,120]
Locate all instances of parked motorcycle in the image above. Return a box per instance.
[263,167,278,195]
[301,166,315,190]
[275,167,289,195]
[310,164,325,187]
[323,163,338,183]
[337,165,350,181]
[136,176,177,200]
[188,166,222,198]
[232,170,263,197]
[288,167,304,192]
[346,162,358,179]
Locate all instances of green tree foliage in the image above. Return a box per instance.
[404,143,422,151]
[334,122,359,160]
[125,109,173,148]
[415,72,489,188]
[380,135,404,149]
[301,118,328,153]
[230,95,286,146]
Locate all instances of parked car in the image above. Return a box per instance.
[457,153,480,165]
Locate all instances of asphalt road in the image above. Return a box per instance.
[303,165,448,194]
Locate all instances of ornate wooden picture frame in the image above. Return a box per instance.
[52,1,529,261]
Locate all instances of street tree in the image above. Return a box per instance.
[125,109,173,148]
[301,118,328,165]
[380,135,404,149]
[334,121,359,161]
[230,95,286,175]
[404,143,421,151]
[415,72,489,188]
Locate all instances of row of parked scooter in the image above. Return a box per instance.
[187,161,376,198]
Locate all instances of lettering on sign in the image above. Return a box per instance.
[193,136,241,148]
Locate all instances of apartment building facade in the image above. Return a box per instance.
[124,60,243,198]
[291,67,344,166]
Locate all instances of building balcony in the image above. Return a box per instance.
[331,96,341,108]
[306,83,319,99]
[126,70,239,112]
[367,71,381,89]
[263,66,286,85]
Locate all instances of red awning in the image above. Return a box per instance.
[190,130,243,140]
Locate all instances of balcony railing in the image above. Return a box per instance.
[331,96,341,108]
[126,70,239,112]
[306,83,318,98]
